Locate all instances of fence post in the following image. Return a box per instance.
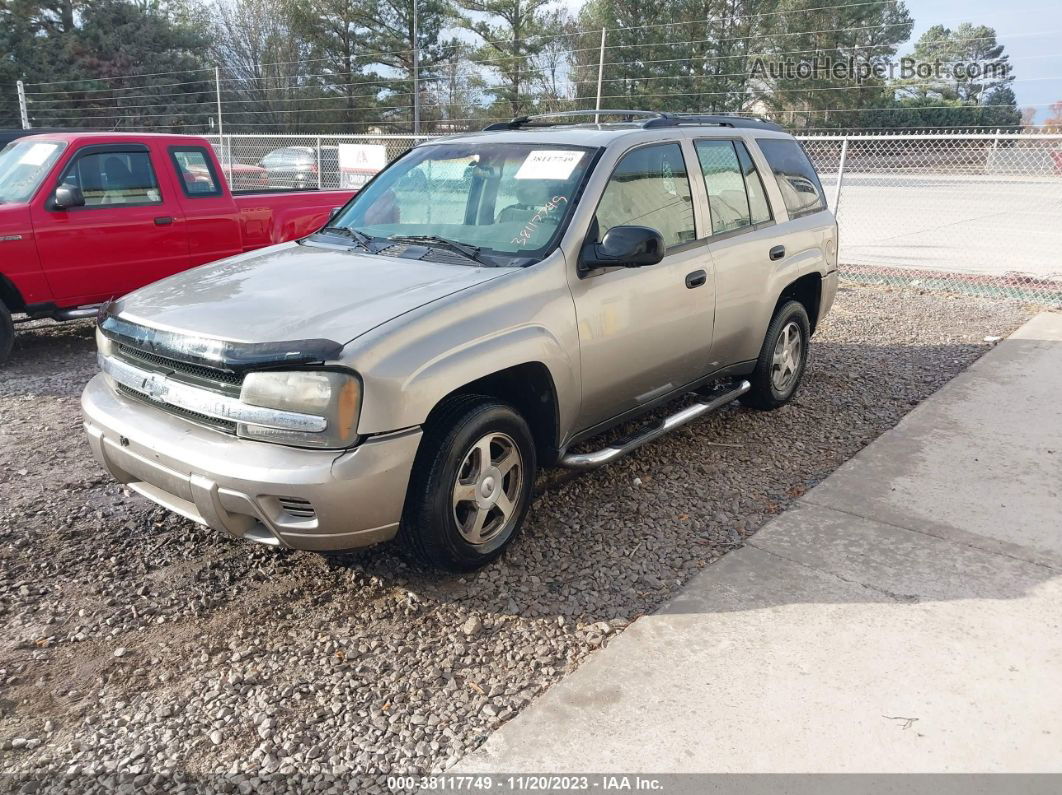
[215,66,224,137]
[16,80,30,129]
[317,136,322,189]
[832,135,849,212]
[594,28,606,123]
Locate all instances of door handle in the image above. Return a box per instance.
[769,245,785,261]
[685,269,707,289]
[154,216,174,226]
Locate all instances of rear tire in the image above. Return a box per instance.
[0,302,13,366]
[743,300,810,410]
[399,395,536,571]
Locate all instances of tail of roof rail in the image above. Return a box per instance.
[482,110,786,132]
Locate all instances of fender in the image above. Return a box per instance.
[357,322,578,437]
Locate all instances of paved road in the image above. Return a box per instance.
[457,311,1062,776]
[822,173,1062,281]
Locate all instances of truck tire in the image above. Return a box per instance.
[742,300,811,410]
[399,395,537,571]
[0,302,13,366]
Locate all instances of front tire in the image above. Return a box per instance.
[743,300,810,410]
[399,396,536,571]
[0,302,13,366]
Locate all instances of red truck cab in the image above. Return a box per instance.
[0,132,356,362]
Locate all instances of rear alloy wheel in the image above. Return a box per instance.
[400,396,536,571]
[743,300,811,410]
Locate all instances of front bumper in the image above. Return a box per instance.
[81,373,421,551]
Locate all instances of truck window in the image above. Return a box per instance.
[595,143,695,249]
[694,140,772,235]
[170,147,222,197]
[756,138,826,218]
[61,151,162,207]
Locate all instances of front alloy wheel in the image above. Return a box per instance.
[400,396,536,570]
[452,432,525,546]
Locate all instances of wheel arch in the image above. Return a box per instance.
[774,272,822,334]
[0,274,26,313]
[427,362,562,467]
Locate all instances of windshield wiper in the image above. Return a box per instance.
[387,235,490,266]
[319,225,379,253]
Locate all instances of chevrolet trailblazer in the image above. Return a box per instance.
[81,110,839,571]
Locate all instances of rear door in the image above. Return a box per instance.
[168,145,244,265]
[696,137,784,366]
[31,143,189,304]
[567,140,716,431]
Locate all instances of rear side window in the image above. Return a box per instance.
[595,143,695,249]
[171,147,222,197]
[757,138,826,218]
[694,140,772,235]
[60,150,161,207]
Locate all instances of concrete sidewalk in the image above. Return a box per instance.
[458,311,1062,775]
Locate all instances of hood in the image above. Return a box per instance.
[115,241,512,345]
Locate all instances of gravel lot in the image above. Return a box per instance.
[0,286,1034,792]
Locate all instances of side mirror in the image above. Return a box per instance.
[579,225,665,274]
[54,185,85,210]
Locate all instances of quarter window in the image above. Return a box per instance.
[60,151,161,207]
[756,138,827,218]
[595,143,695,249]
[171,147,222,197]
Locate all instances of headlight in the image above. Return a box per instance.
[238,370,361,449]
[95,327,115,358]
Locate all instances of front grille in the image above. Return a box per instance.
[118,344,243,388]
[116,383,237,434]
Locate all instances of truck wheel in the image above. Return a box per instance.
[0,302,13,366]
[743,300,810,410]
[400,395,536,571]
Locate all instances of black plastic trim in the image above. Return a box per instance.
[97,303,343,373]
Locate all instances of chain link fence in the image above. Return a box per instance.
[803,133,1062,306]
[207,131,1062,307]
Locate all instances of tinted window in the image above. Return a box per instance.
[171,147,221,197]
[734,142,772,225]
[695,140,751,235]
[596,143,695,248]
[756,138,826,218]
[61,151,161,207]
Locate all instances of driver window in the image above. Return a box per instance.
[595,143,695,249]
[61,151,161,207]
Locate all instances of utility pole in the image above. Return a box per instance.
[412,0,421,136]
[594,28,606,123]
[17,81,30,129]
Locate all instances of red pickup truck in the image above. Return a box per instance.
[0,132,355,363]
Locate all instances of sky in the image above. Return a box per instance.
[557,0,1062,123]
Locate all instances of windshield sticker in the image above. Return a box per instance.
[511,195,568,246]
[515,150,584,180]
[21,143,58,166]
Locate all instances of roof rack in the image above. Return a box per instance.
[482,110,786,133]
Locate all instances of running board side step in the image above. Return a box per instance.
[559,380,751,471]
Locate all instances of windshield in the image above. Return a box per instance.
[327,142,597,266]
[0,139,67,203]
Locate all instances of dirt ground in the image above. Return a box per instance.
[0,286,1035,792]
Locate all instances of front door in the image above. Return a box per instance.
[31,144,189,306]
[568,141,715,431]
